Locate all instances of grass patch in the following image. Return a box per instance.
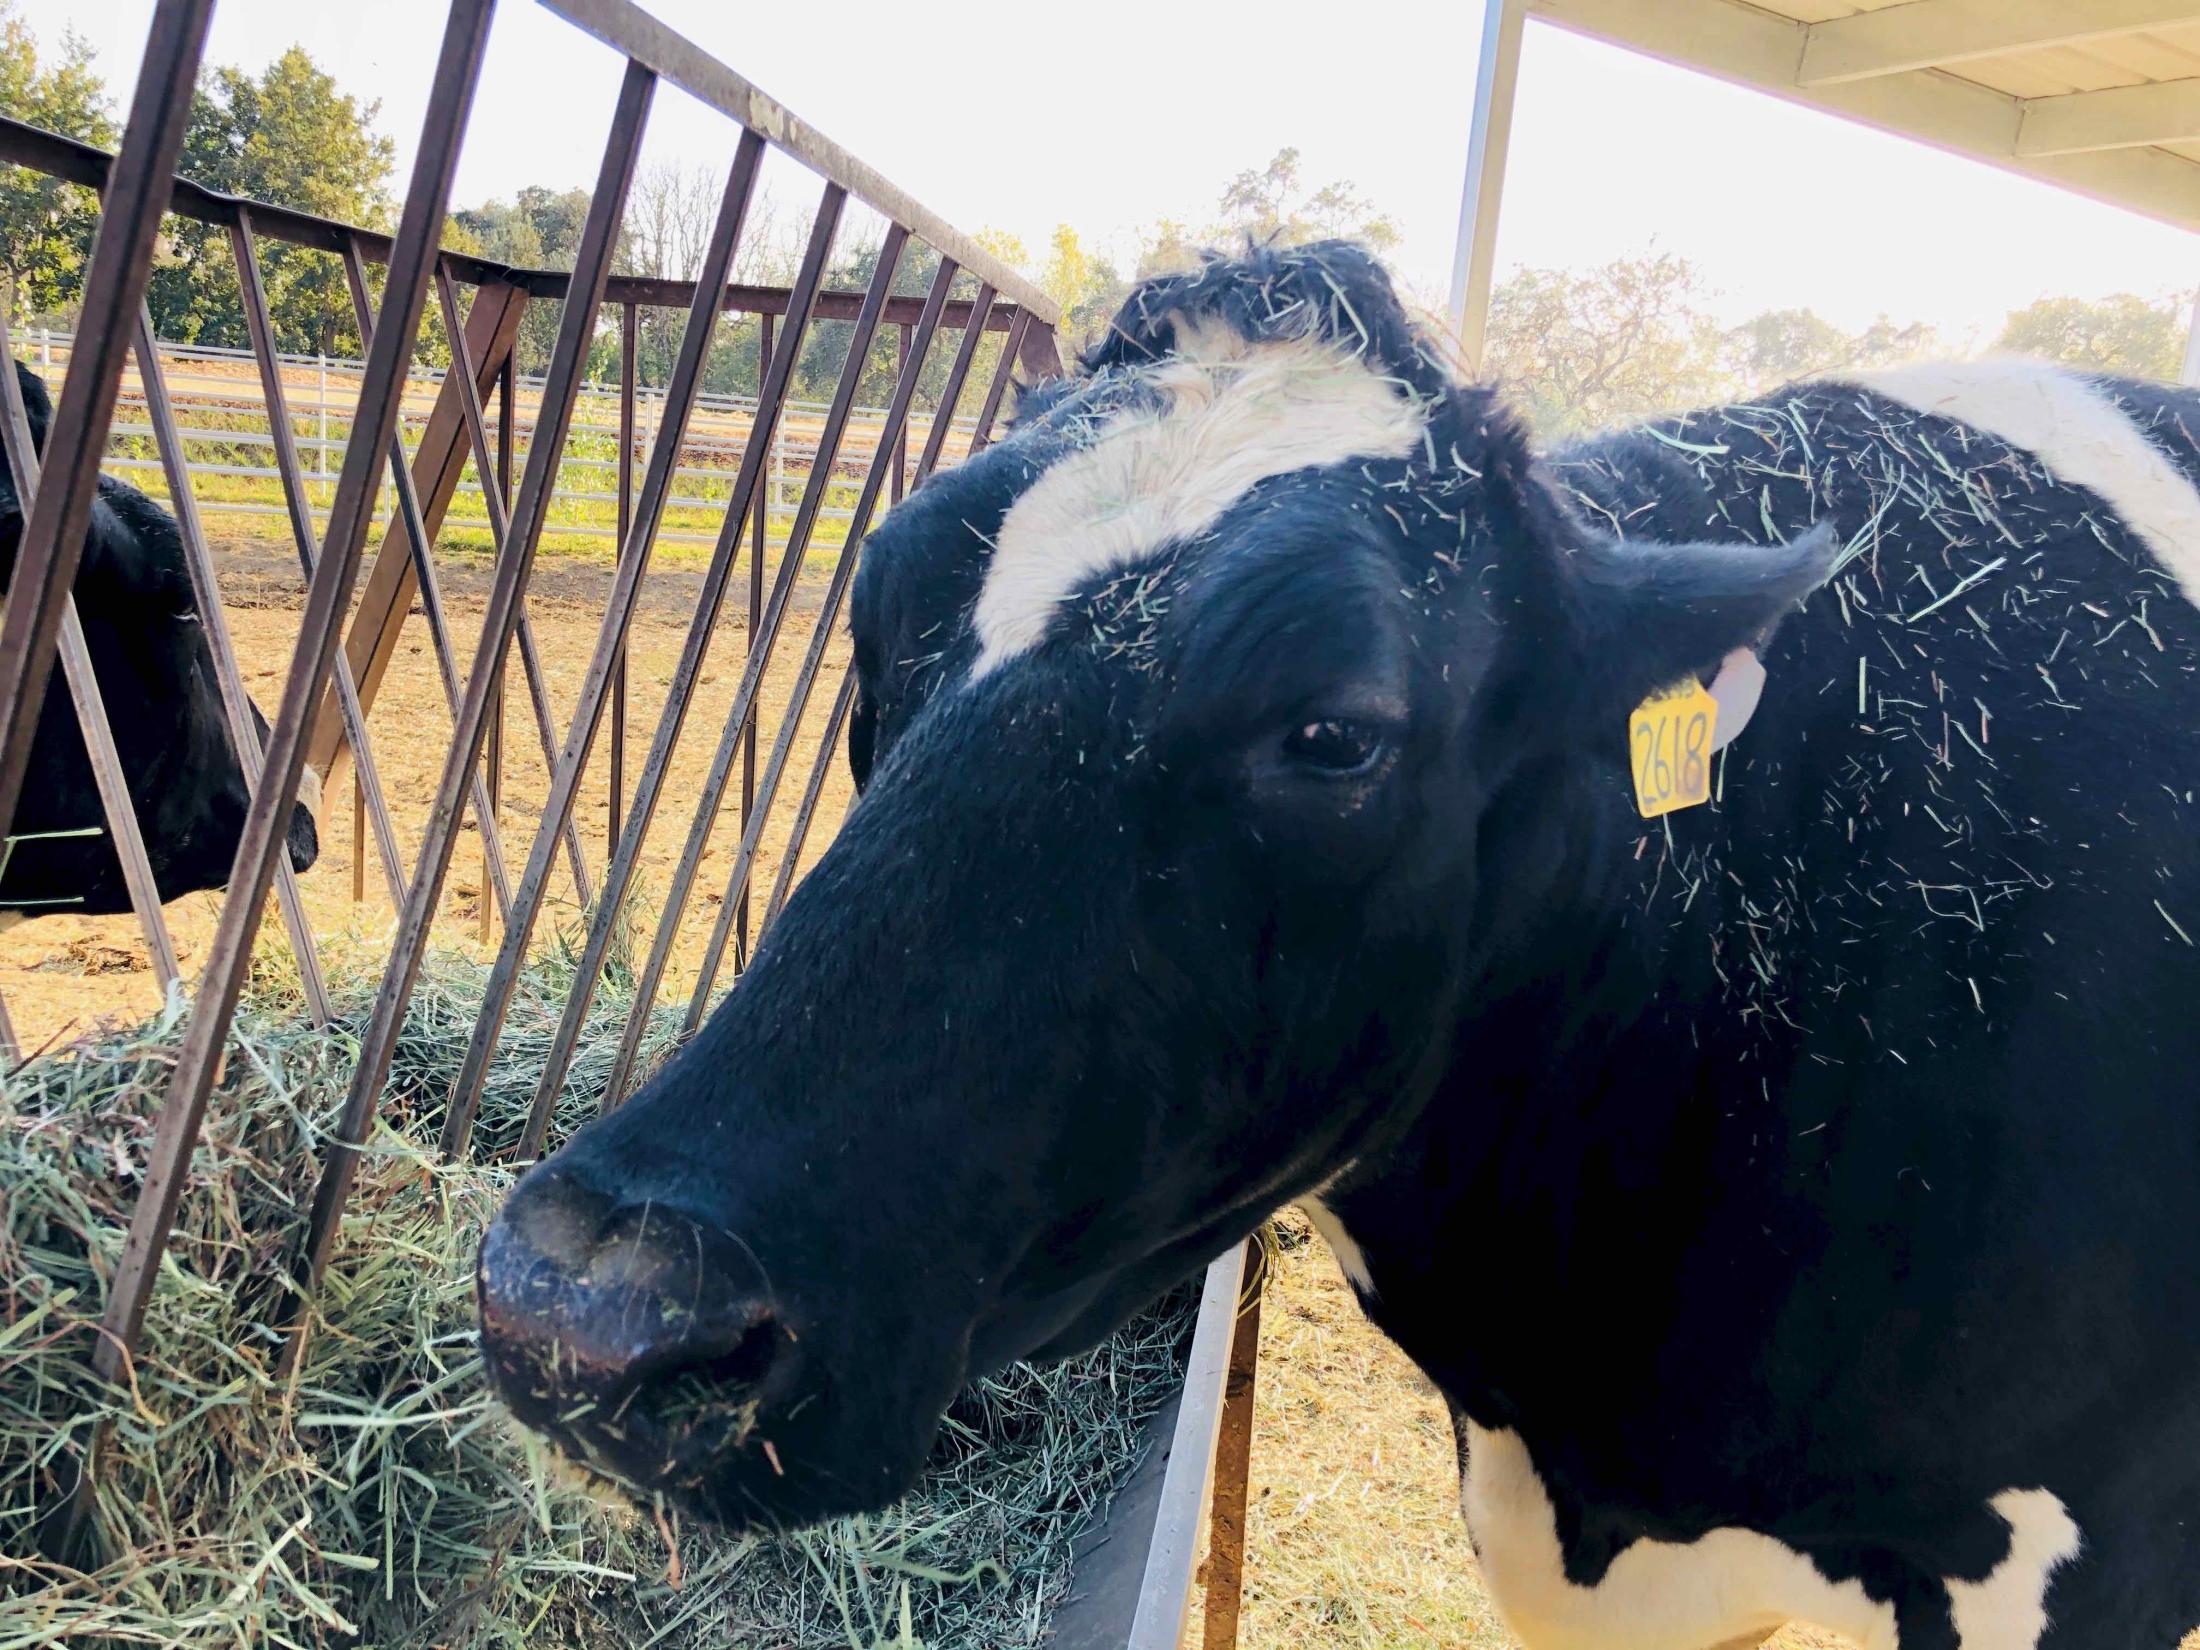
[0,938,1193,1647]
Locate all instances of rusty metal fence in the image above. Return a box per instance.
[0,0,1063,1538]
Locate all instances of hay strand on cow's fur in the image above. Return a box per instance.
[0,938,1195,1648]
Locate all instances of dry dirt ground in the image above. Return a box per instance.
[0,549,854,1050]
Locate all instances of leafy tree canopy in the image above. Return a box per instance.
[147,47,396,354]
[0,3,116,322]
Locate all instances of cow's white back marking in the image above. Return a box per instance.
[970,323,1425,675]
[1846,359,2200,608]
[1460,1425,2084,1650]
[1461,1423,1907,1650]
[1943,1489,2082,1650]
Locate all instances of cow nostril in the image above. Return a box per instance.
[645,1313,778,1396]
[624,1310,790,1446]
[478,1182,795,1479]
[693,1313,781,1390]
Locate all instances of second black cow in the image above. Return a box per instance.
[0,359,319,924]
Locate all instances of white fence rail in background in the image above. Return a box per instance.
[21,327,980,548]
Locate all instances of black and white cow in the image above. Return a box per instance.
[0,359,319,923]
[478,244,2200,1648]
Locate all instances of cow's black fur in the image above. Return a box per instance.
[0,359,317,917]
[479,245,2200,1645]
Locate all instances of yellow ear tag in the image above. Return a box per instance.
[1628,678,1719,818]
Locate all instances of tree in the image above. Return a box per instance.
[1038,225,1127,352]
[1723,308,1858,386]
[1211,148,1400,256]
[455,183,593,376]
[1482,251,1730,437]
[0,4,116,323]
[147,48,394,354]
[1995,293,2184,380]
[1723,306,1936,391]
[1120,150,1401,296]
[971,227,1029,271]
[1136,217,1200,279]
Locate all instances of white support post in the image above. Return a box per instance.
[2182,284,2200,387]
[1448,0,1528,376]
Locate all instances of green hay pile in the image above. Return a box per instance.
[0,942,1194,1647]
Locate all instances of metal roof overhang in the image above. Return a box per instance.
[1449,0,2200,370]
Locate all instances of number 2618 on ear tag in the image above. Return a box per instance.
[1629,680,1719,819]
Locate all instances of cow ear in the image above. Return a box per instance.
[847,685,878,793]
[1554,523,1840,716]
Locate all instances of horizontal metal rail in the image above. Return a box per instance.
[0,115,1052,329]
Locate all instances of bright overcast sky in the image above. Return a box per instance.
[40,0,2200,348]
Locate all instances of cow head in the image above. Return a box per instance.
[0,359,319,922]
[477,244,1833,1524]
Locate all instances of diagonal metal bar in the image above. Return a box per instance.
[425,254,594,907]
[92,0,500,1384]
[674,245,948,1037]
[585,234,932,1123]
[294,56,655,1301]
[486,358,515,946]
[501,181,853,1160]
[337,245,517,924]
[435,131,778,1158]
[318,277,529,774]
[0,0,215,857]
[0,322,180,992]
[891,322,911,505]
[327,244,515,925]
[126,306,334,1025]
[613,302,637,852]
[738,310,773,974]
[227,214,409,911]
[756,661,857,935]
[913,283,994,484]
[966,307,1030,455]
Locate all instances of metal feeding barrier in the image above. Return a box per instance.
[0,0,1265,1641]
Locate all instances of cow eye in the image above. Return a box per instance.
[1281,718,1389,776]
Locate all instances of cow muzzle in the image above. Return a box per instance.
[285,763,321,874]
[476,1164,799,1505]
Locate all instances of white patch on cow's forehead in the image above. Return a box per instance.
[1844,359,2200,609]
[969,320,1426,676]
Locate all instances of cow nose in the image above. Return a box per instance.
[287,764,321,873]
[476,1166,794,1490]
[285,801,319,873]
